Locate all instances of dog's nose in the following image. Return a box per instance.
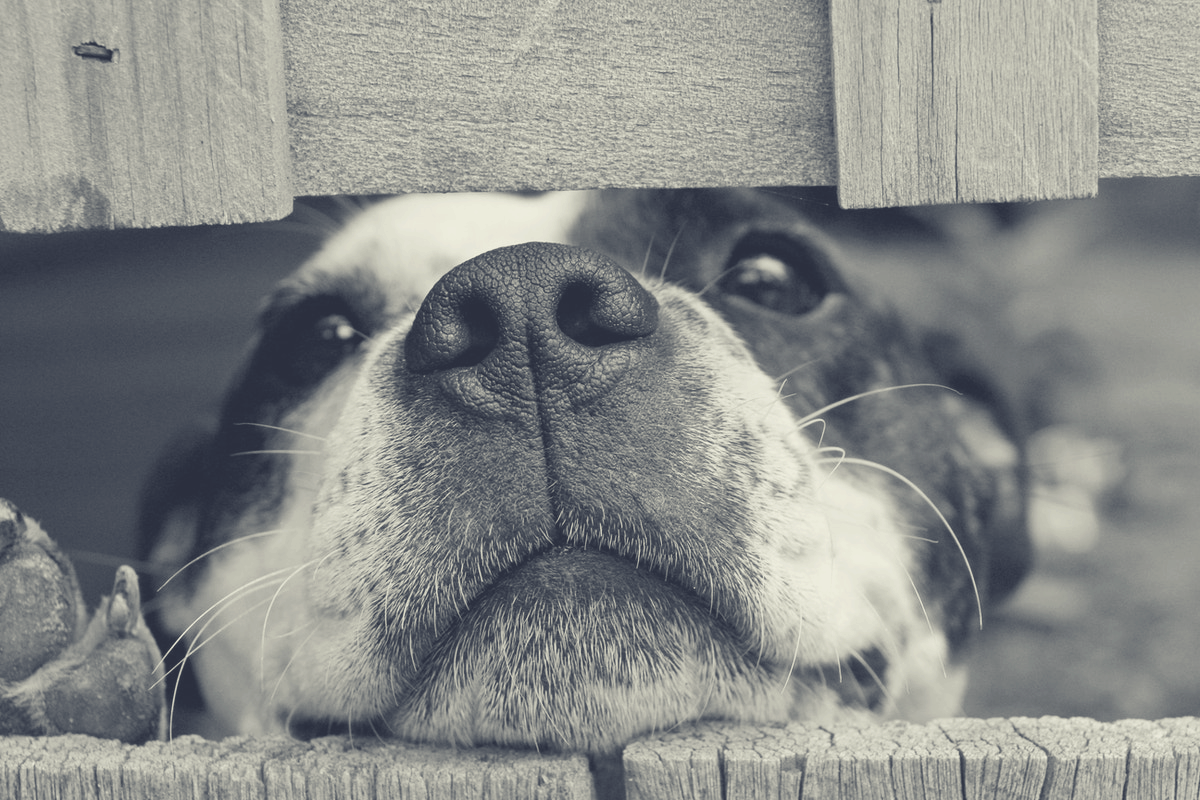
[404,243,659,413]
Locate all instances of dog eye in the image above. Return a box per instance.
[270,311,367,386]
[718,234,834,315]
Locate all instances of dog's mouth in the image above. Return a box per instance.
[447,541,734,644]
[296,531,890,751]
[400,522,758,681]
[473,543,701,603]
[379,542,788,753]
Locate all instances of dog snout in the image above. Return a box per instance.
[403,243,659,413]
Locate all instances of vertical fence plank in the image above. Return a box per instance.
[831,0,1099,208]
[0,0,292,232]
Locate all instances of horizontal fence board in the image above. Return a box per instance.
[624,717,1200,800]
[2,0,1197,230]
[3,718,1200,799]
[0,733,596,800]
[281,0,839,196]
[282,0,1199,201]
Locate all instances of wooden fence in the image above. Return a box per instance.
[2,0,1198,231]
[4,717,1200,799]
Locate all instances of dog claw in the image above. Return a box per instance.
[0,499,165,742]
[106,565,140,636]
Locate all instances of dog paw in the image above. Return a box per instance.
[0,499,165,742]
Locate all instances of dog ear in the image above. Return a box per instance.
[922,330,1033,604]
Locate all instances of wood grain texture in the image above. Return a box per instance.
[1098,0,1200,178]
[0,0,292,232]
[1,733,595,799]
[281,0,838,195]
[831,0,1099,208]
[279,0,1194,206]
[3,718,1200,799]
[624,717,1200,800]
[3,0,1198,229]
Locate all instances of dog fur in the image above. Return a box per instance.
[144,188,1030,755]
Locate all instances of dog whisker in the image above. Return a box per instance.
[366,715,387,743]
[796,383,959,428]
[260,557,325,687]
[779,616,806,694]
[230,449,324,458]
[695,259,745,299]
[657,223,687,283]
[819,456,983,630]
[772,359,820,384]
[750,379,795,425]
[164,595,275,738]
[801,417,829,449]
[283,704,302,738]
[233,422,329,442]
[267,623,320,709]
[166,595,275,684]
[158,529,290,592]
[638,232,657,278]
[156,566,298,672]
[848,648,895,709]
[849,588,909,696]
[712,387,797,424]
[892,558,946,678]
[813,445,847,492]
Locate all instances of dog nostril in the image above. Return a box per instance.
[448,296,501,368]
[556,282,640,348]
[406,293,501,374]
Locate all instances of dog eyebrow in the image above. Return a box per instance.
[258,267,390,332]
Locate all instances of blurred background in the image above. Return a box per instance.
[1,178,1197,722]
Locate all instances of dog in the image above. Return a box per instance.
[5,188,1031,755]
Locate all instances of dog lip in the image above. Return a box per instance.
[494,543,679,589]
[462,544,733,634]
[429,545,751,658]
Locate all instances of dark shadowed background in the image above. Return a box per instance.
[1,179,1197,724]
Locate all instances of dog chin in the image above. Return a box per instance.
[381,549,819,753]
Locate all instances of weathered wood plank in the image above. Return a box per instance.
[623,717,1200,800]
[279,0,1196,205]
[281,0,837,196]
[3,718,1200,799]
[1157,718,1200,800]
[1009,717,1127,799]
[830,0,1099,208]
[2,0,1198,230]
[0,0,292,232]
[0,734,596,800]
[1098,0,1200,178]
[940,717,1047,799]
